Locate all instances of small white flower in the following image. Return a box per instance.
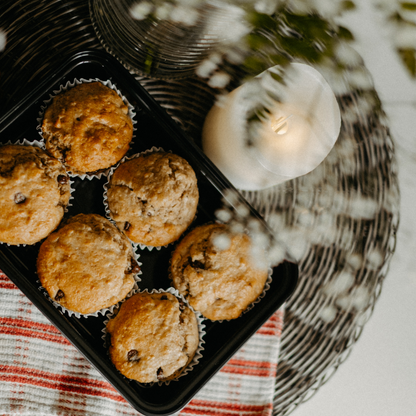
[223,189,240,206]
[215,208,233,223]
[229,220,245,234]
[211,5,250,44]
[215,93,229,108]
[347,68,374,90]
[130,1,153,20]
[267,212,286,231]
[208,71,232,89]
[0,29,6,52]
[251,230,269,249]
[324,271,355,296]
[337,136,356,159]
[351,286,370,311]
[286,231,309,261]
[267,242,286,266]
[170,5,199,26]
[296,208,315,228]
[234,202,250,219]
[247,218,262,233]
[212,233,231,251]
[366,249,384,270]
[155,3,174,20]
[335,42,362,67]
[336,295,352,310]
[319,305,337,323]
[254,0,279,15]
[346,252,363,270]
[196,59,218,78]
[348,194,379,220]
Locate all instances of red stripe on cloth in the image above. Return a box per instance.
[0,365,124,401]
[0,281,18,290]
[0,317,61,334]
[0,273,18,290]
[0,324,70,345]
[220,365,275,377]
[256,328,282,336]
[182,400,273,415]
[254,311,284,337]
[227,359,277,370]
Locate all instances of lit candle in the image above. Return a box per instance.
[202,63,341,190]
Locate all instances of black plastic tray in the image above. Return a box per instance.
[0,50,298,416]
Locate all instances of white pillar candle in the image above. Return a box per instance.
[202,63,341,191]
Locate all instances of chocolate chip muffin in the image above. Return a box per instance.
[0,144,70,245]
[41,81,133,174]
[170,223,269,321]
[106,152,198,247]
[106,291,199,383]
[37,213,139,315]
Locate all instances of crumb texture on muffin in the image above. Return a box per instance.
[0,144,70,245]
[170,223,269,321]
[106,291,199,383]
[42,82,133,174]
[107,152,198,246]
[37,213,137,314]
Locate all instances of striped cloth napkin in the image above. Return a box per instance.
[0,270,283,416]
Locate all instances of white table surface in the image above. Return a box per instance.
[293,3,416,416]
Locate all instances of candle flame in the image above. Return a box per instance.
[271,114,293,134]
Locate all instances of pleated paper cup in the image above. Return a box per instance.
[102,287,205,386]
[36,78,136,180]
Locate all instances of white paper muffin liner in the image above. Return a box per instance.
[103,146,199,252]
[37,245,142,319]
[0,139,75,246]
[36,78,137,180]
[168,221,273,322]
[102,287,206,386]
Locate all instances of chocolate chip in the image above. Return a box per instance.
[157,367,163,379]
[14,192,26,204]
[160,295,168,300]
[57,174,68,184]
[55,290,64,301]
[127,349,140,362]
[124,222,131,231]
[76,117,81,121]
[189,257,205,270]
[125,257,140,274]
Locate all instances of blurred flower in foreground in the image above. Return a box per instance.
[0,29,6,52]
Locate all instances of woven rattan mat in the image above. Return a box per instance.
[0,1,400,415]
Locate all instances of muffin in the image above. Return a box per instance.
[106,151,198,247]
[106,291,199,383]
[170,223,269,321]
[0,144,70,245]
[37,213,139,315]
[41,81,133,174]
